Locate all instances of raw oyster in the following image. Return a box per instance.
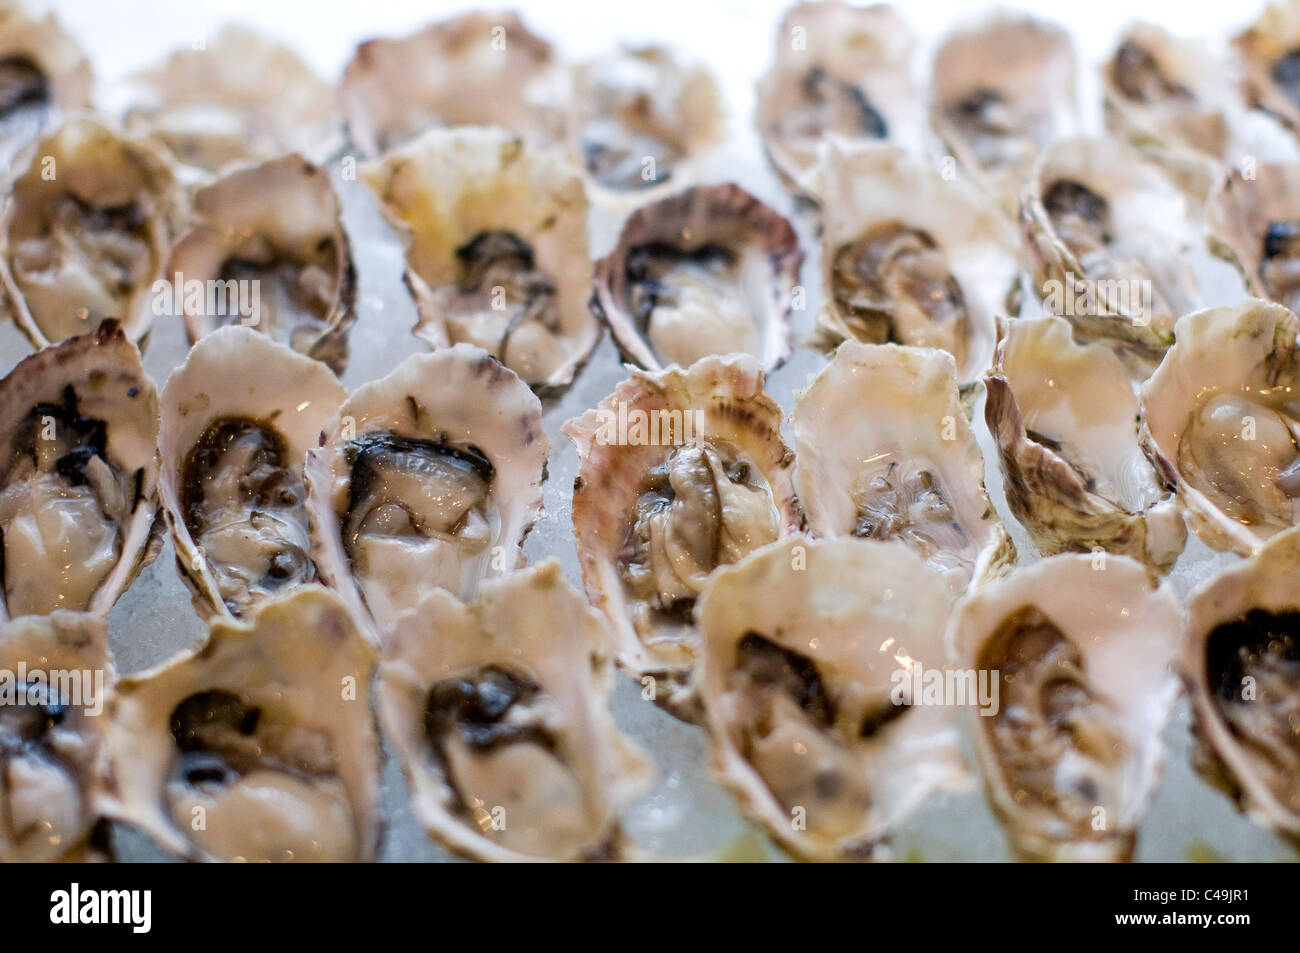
[166,154,357,374]
[946,553,1183,861]
[0,611,113,862]
[0,118,177,348]
[1140,298,1300,555]
[159,326,347,620]
[305,344,547,643]
[1020,136,1201,370]
[1206,160,1300,313]
[99,586,379,862]
[0,320,159,620]
[341,10,564,158]
[1182,528,1300,841]
[591,184,802,372]
[792,341,1014,595]
[985,316,1186,570]
[379,561,650,862]
[361,126,599,391]
[755,1,918,199]
[815,144,1021,386]
[696,536,969,862]
[117,25,339,176]
[569,45,723,198]
[931,13,1079,208]
[0,2,92,177]
[1234,0,1300,136]
[563,355,802,717]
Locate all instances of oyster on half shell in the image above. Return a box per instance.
[380,561,650,862]
[1234,1,1300,137]
[1206,160,1300,314]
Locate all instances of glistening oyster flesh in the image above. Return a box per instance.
[159,326,347,620]
[361,126,599,392]
[99,586,380,862]
[563,355,802,718]
[379,561,650,861]
[305,344,547,643]
[591,184,801,372]
[696,536,970,861]
[0,320,160,620]
[946,553,1183,861]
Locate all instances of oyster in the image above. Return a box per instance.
[946,553,1183,861]
[1206,160,1300,313]
[792,341,1014,596]
[0,2,92,176]
[0,118,177,348]
[0,611,113,862]
[985,316,1186,570]
[1140,298,1300,555]
[159,326,348,620]
[166,154,357,374]
[1182,528,1300,841]
[696,536,969,861]
[563,355,802,717]
[379,561,650,861]
[361,126,599,392]
[569,45,723,197]
[591,184,802,372]
[117,25,339,176]
[932,13,1079,208]
[0,321,159,620]
[341,10,564,158]
[99,586,380,862]
[305,344,547,643]
[815,143,1021,386]
[755,1,918,199]
[1020,136,1201,370]
[1234,0,1300,136]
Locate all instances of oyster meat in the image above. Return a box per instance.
[305,344,547,642]
[362,126,599,391]
[755,1,918,199]
[379,561,650,861]
[1207,160,1300,313]
[0,321,159,620]
[99,586,380,862]
[159,326,347,620]
[591,184,802,372]
[0,118,177,348]
[946,553,1183,861]
[563,355,802,717]
[985,315,1186,570]
[696,536,969,861]
[166,153,357,374]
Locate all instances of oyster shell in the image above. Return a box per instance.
[946,553,1183,861]
[1020,136,1201,370]
[1234,0,1300,137]
[166,153,357,374]
[379,561,650,861]
[305,344,547,643]
[0,611,113,862]
[931,13,1079,208]
[563,355,802,717]
[361,126,599,392]
[569,45,723,198]
[1206,160,1300,313]
[1182,527,1300,841]
[0,2,92,177]
[117,25,339,176]
[591,184,802,372]
[755,1,918,199]
[696,536,969,861]
[985,316,1186,570]
[159,326,348,621]
[814,143,1021,386]
[341,10,564,158]
[99,586,380,862]
[0,117,177,348]
[1140,298,1300,555]
[792,341,1014,596]
[0,320,159,620]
